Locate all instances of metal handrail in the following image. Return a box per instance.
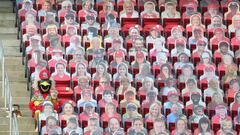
[0,41,19,134]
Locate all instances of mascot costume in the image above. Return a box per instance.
[29,69,53,118]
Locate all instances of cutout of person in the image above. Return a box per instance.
[122,103,142,123]
[182,1,200,19]
[66,35,83,55]
[178,65,196,83]
[171,39,190,58]
[119,0,139,20]
[38,101,58,129]
[41,12,59,30]
[26,35,45,55]
[210,28,230,47]
[160,78,179,97]
[149,118,170,135]
[18,0,37,18]
[104,22,122,45]
[230,91,240,111]
[95,76,115,97]
[196,51,215,73]
[194,117,214,135]
[188,26,208,48]
[48,50,67,70]
[31,62,47,83]
[192,40,212,58]
[51,62,70,83]
[161,1,180,19]
[208,92,227,111]
[144,102,164,122]
[167,25,186,45]
[234,107,240,125]
[173,52,193,71]
[163,91,184,114]
[186,14,205,32]
[92,62,111,81]
[77,90,97,109]
[146,25,164,45]
[218,53,238,73]
[104,117,124,135]
[157,63,173,82]
[200,65,218,84]
[152,52,171,69]
[81,13,100,33]
[149,38,168,57]
[214,41,234,57]
[43,24,61,45]
[139,77,158,97]
[135,63,154,81]
[46,36,64,55]
[22,12,40,29]
[99,2,118,19]
[227,79,240,102]
[83,26,101,45]
[189,105,208,124]
[216,119,237,135]
[28,49,47,73]
[110,51,128,70]
[117,77,136,96]
[78,0,97,19]
[128,36,148,57]
[74,76,94,99]
[83,117,103,135]
[140,1,159,18]
[101,102,121,122]
[181,78,201,98]
[61,12,79,29]
[59,101,78,122]
[79,102,99,123]
[186,92,206,110]
[41,116,62,135]
[228,14,240,35]
[69,51,88,75]
[203,3,222,19]
[142,90,161,107]
[87,37,107,68]
[222,65,239,84]
[207,15,227,30]
[171,118,192,135]
[131,51,150,69]
[72,62,91,82]
[62,25,78,44]
[204,79,224,101]
[166,103,183,125]
[98,90,119,108]
[127,117,147,135]
[224,2,240,20]
[63,117,83,135]
[232,29,240,54]
[23,24,39,42]
[120,89,140,108]
[107,38,126,57]
[113,62,133,82]
[38,0,55,20]
[58,0,76,19]
[125,26,142,44]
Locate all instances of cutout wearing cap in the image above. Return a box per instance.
[65,12,75,19]
[201,52,210,59]
[86,13,96,20]
[126,103,137,110]
[39,69,51,80]
[87,27,98,37]
[167,91,179,96]
[204,66,215,72]
[114,51,125,57]
[84,102,94,108]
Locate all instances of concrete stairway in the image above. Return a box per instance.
[0,0,36,135]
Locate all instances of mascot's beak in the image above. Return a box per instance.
[40,81,50,92]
